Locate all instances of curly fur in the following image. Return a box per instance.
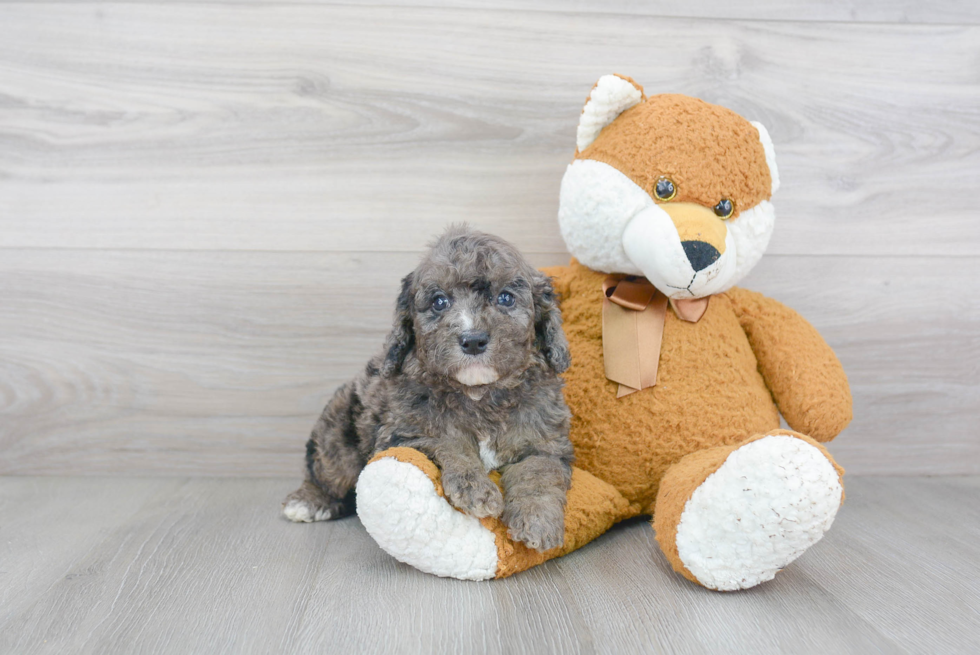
[283,226,574,551]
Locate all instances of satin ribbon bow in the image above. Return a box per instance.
[602,275,709,398]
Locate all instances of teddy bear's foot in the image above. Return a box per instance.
[355,447,500,580]
[654,430,844,591]
[356,447,635,580]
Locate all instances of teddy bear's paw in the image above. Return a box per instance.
[674,435,843,591]
[355,454,499,580]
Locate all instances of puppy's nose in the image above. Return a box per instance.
[459,331,489,355]
[681,240,720,272]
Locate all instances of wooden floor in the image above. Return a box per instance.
[1,475,977,654]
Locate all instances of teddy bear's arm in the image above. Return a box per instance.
[725,287,852,442]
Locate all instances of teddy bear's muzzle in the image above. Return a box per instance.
[660,201,728,260]
[621,202,737,300]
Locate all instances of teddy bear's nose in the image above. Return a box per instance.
[682,241,721,272]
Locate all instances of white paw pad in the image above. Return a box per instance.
[675,435,842,591]
[355,457,499,580]
[283,499,332,523]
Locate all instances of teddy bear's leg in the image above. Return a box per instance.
[653,429,844,591]
[356,447,634,580]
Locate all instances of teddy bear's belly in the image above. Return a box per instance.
[561,301,780,512]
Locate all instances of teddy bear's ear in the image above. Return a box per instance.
[750,121,780,195]
[576,74,645,153]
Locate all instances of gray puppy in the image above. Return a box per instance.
[282,226,574,551]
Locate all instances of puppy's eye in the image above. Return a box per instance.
[496,291,515,307]
[654,177,676,201]
[431,294,451,312]
[714,198,734,219]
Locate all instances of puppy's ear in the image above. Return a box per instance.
[532,272,571,374]
[381,273,415,378]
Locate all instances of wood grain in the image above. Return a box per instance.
[1,475,977,654]
[2,0,978,26]
[1,5,978,256]
[1,249,976,477]
[1,3,976,478]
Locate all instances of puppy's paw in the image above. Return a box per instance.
[443,471,505,519]
[282,498,335,522]
[504,499,565,552]
[281,485,350,523]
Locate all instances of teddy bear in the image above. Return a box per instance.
[353,74,852,590]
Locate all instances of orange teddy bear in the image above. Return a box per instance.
[354,75,852,590]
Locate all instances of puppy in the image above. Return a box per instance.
[282,226,574,551]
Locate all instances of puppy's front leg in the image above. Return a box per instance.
[434,441,505,520]
[501,455,572,551]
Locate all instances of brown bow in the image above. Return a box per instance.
[602,275,709,397]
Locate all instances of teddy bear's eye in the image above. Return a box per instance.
[713,198,734,219]
[654,177,676,201]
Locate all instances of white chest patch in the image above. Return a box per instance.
[479,441,502,472]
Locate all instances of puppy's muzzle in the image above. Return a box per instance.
[459,330,489,355]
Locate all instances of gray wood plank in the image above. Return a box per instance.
[805,476,980,654]
[0,478,182,629]
[351,0,980,24]
[3,0,978,25]
[1,5,978,256]
[0,477,344,654]
[1,476,977,654]
[553,519,906,654]
[1,249,976,477]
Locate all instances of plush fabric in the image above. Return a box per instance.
[354,81,852,590]
[578,93,772,221]
[368,447,444,493]
[576,73,644,152]
[725,287,853,440]
[668,433,842,590]
[361,446,632,579]
[357,448,499,580]
[544,261,789,512]
[653,430,844,588]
